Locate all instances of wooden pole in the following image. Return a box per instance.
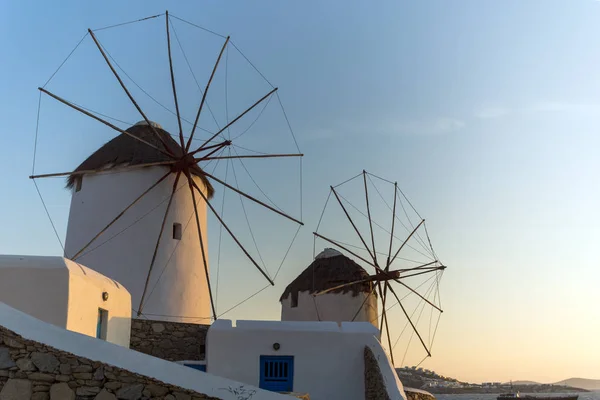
[363,171,378,266]
[195,140,231,161]
[379,282,395,365]
[312,232,377,268]
[138,171,182,315]
[386,182,398,269]
[87,29,176,157]
[388,219,426,267]
[38,88,172,158]
[197,153,303,161]
[397,267,445,280]
[203,171,303,225]
[186,36,230,152]
[29,160,177,180]
[387,282,431,356]
[165,11,185,149]
[71,171,171,260]
[330,186,376,262]
[396,280,443,313]
[192,87,278,154]
[186,171,218,321]
[351,287,376,322]
[189,179,274,285]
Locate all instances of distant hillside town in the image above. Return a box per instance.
[395,367,591,394]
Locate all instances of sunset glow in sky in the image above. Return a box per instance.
[1,0,599,383]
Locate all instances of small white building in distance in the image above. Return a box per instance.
[280,248,378,327]
[64,121,213,324]
[0,255,131,347]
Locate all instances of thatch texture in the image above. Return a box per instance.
[280,254,375,301]
[66,123,214,198]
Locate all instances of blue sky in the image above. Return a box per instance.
[1,0,600,383]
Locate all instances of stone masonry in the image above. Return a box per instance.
[0,325,218,400]
[129,320,209,362]
[364,346,392,400]
[404,388,436,400]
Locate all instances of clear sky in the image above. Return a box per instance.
[1,0,599,384]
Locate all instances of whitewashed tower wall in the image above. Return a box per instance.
[64,166,210,324]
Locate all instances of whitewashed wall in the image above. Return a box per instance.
[0,303,290,400]
[64,166,211,324]
[0,256,131,347]
[281,290,378,328]
[206,320,402,400]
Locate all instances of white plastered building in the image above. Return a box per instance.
[0,255,131,347]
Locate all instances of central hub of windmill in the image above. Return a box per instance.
[171,153,197,174]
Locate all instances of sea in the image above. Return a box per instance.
[436,393,600,400]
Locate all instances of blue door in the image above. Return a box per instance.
[259,356,294,392]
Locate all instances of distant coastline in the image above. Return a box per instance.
[396,367,596,394]
[425,385,589,395]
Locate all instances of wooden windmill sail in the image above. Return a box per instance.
[30,11,304,323]
[311,170,446,367]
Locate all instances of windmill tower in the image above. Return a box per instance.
[64,121,213,324]
[280,248,379,327]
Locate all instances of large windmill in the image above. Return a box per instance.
[30,11,304,323]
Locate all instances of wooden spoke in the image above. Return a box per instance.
[387,282,431,356]
[396,261,438,273]
[30,160,178,180]
[165,11,184,149]
[312,278,373,296]
[397,281,443,313]
[203,171,303,225]
[363,171,378,266]
[138,171,182,315]
[195,153,303,161]
[351,287,376,322]
[386,182,398,270]
[189,179,274,285]
[192,87,278,154]
[331,186,376,263]
[388,219,426,267]
[186,171,217,321]
[71,171,171,260]
[380,280,389,332]
[196,140,232,154]
[312,232,377,269]
[397,266,446,280]
[88,29,176,157]
[379,282,395,365]
[195,140,231,161]
[38,88,173,158]
[186,36,230,152]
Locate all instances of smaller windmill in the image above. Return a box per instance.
[311,170,446,367]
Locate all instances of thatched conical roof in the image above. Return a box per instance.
[280,249,375,301]
[67,122,214,198]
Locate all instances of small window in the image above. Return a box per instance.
[96,308,108,340]
[183,363,206,372]
[259,356,294,392]
[74,176,83,192]
[173,223,182,240]
[290,291,298,308]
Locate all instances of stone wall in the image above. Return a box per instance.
[404,388,436,400]
[0,325,218,400]
[364,346,392,400]
[130,319,209,362]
